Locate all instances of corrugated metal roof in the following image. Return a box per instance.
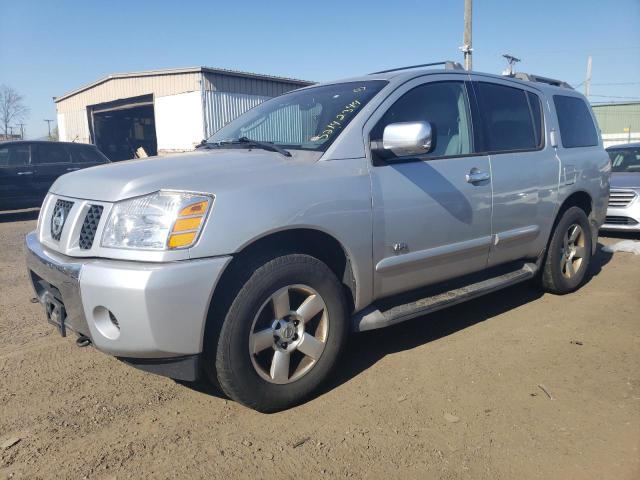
[54,66,313,103]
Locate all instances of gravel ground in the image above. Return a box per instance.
[0,210,638,480]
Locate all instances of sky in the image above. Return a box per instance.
[1,0,639,139]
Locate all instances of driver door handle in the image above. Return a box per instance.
[466,168,490,184]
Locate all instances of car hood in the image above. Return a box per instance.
[50,149,322,202]
[610,172,640,189]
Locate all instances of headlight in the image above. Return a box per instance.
[101,191,213,250]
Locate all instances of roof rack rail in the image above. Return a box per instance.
[512,72,573,89]
[371,61,464,75]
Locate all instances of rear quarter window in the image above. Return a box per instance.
[553,95,599,148]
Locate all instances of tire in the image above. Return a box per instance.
[540,206,593,294]
[208,253,348,412]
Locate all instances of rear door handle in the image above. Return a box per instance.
[17,171,33,176]
[66,167,80,171]
[466,168,490,184]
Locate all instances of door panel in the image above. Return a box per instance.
[0,144,35,209]
[368,78,492,299]
[471,80,559,266]
[371,157,492,297]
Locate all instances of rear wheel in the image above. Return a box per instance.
[541,206,592,294]
[208,254,348,412]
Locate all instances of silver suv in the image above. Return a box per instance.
[25,62,609,412]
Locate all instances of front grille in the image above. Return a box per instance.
[50,200,74,241]
[608,189,637,208]
[605,216,639,226]
[79,205,103,249]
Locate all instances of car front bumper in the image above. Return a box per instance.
[601,201,640,232]
[25,231,231,380]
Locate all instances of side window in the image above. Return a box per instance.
[474,82,540,152]
[72,145,107,164]
[0,145,30,167]
[371,81,473,157]
[553,95,599,148]
[33,144,71,164]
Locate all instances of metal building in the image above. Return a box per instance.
[592,101,640,148]
[54,67,313,161]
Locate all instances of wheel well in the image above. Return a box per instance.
[542,191,595,261]
[558,191,593,218]
[215,229,356,314]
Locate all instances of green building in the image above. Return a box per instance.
[592,101,640,148]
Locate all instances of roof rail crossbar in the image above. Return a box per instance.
[371,61,464,75]
[512,72,573,89]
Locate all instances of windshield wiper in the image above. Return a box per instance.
[224,137,292,157]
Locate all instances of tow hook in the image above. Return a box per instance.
[76,335,91,347]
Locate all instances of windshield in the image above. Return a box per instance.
[208,80,387,151]
[608,146,640,173]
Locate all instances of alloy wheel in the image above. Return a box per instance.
[249,284,328,384]
[560,223,586,278]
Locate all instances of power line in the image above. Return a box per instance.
[591,81,640,86]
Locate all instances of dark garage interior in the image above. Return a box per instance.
[89,95,158,161]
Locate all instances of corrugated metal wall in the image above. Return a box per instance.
[56,72,202,113]
[202,72,307,138]
[202,91,321,141]
[592,102,640,134]
[202,91,268,138]
[55,68,310,147]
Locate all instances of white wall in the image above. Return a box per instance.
[57,113,66,141]
[154,91,204,152]
[56,109,90,143]
[602,133,640,149]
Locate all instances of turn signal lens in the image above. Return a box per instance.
[167,198,211,249]
[179,201,208,216]
[168,232,198,248]
[173,217,203,232]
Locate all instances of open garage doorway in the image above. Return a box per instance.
[89,95,158,161]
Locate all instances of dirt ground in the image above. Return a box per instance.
[0,209,638,480]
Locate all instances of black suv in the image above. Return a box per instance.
[0,141,109,211]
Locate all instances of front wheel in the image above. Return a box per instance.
[209,254,348,412]
[540,206,593,294]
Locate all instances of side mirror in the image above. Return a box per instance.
[380,121,433,157]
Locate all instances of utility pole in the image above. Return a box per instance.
[17,123,26,139]
[584,55,593,99]
[462,0,473,70]
[44,119,53,138]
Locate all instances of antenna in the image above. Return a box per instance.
[502,53,521,76]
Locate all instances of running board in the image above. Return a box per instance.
[352,263,537,332]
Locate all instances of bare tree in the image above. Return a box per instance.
[0,85,30,137]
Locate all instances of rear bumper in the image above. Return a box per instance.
[25,231,231,378]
